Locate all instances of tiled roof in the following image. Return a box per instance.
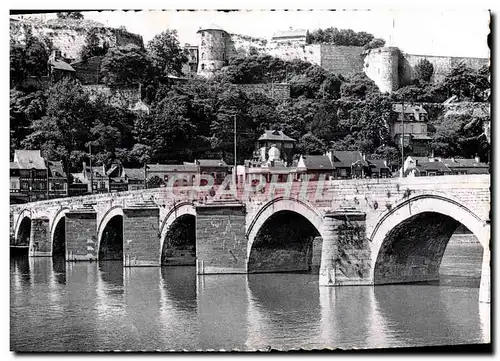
[441,158,489,169]
[331,151,367,168]
[272,29,308,39]
[415,161,451,173]
[123,168,145,180]
[258,130,296,142]
[49,59,76,72]
[13,150,46,169]
[300,155,334,170]
[196,159,228,167]
[48,160,66,178]
[146,164,199,172]
[368,159,390,170]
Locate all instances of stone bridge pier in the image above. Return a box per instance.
[10,175,491,303]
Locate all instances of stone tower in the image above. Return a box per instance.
[196,24,229,77]
[363,47,400,93]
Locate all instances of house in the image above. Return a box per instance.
[440,156,489,175]
[402,156,452,177]
[327,150,369,179]
[390,104,432,156]
[271,28,309,44]
[106,164,129,193]
[367,159,392,178]
[256,130,296,166]
[10,150,48,203]
[47,160,67,198]
[145,164,199,187]
[74,162,109,193]
[122,167,146,191]
[47,50,76,83]
[193,159,231,185]
[297,155,334,180]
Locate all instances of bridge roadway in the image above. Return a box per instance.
[10,175,491,303]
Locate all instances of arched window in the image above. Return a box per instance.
[201,40,206,46]
[201,53,206,60]
[201,64,205,70]
[201,31,205,37]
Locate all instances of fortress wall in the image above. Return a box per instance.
[319,45,365,76]
[266,44,322,65]
[401,54,489,85]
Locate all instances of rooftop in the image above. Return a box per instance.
[299,155,334,170]
[196,159,228,167]
[122,168,145,180]
[331,150,368,167]
[146,164,199,172]
[49,58,76,72]
[13,150,47,169]
[258,130,296,142]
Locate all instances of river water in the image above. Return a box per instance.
[10,241,490,352]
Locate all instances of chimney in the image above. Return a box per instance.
[326,150,333,163]
[383,159,388,167]
[451,157,456,163]
[82,161,87,178]
[475,154,481,163]
[362,152,366,161]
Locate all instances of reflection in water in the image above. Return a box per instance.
[247,274,321,350]
[196,274,249,350]
[10,243,489,352]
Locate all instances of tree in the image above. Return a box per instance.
[414,59,434,82]
[79,27,109,61]
[340,72,380,99]
[10,26,53,85]
[441,63,490,101]
[21,78,95,182]
[364,38,386,50]
[309,27,376,46]
[146,175,165,189]
[319,73,345,99]
[100,45,154,87]
[298,133,326,155]
[146,29,188,78]
[57,12,84,20]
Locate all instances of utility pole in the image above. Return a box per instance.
[46,156,50,200]
[233,114,237,185]
[401,97,405,178]
[89,143,94,194]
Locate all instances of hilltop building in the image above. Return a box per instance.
[181,24,488,93]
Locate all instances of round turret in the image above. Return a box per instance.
[363,46,400,93]
[268,144,281,162]
[197,24,229,76]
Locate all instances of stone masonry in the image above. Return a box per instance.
[10,175,491,303]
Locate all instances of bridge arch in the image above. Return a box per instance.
[97,206,124,261]
[370,194,490,285]
[14,209,32,243]
[159,202,196,265]
[50,207,70,257]
[246,197,325,273]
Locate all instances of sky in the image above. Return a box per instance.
[32,9,491,58]
[89,10,491,58]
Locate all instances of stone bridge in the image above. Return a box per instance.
[10,175,491,302]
